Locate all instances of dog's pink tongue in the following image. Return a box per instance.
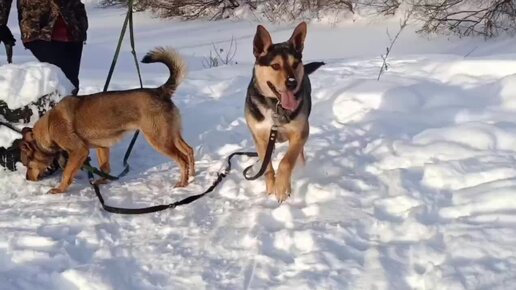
[280,91,300,111]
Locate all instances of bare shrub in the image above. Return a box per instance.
[415,0,516,38]
[377,4,416,80]
[261,0,356,22]
[100,0,356,21]
[100,0,516,38]
[202,37,238,68]
[359,0,401,15]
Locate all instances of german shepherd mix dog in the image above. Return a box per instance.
[245,22,324,202]
[20,47,195,194]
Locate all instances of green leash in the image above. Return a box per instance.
[83,0,141,180]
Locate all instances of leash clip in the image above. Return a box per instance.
[273,98,291,125]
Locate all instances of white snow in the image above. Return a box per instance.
[1,4,516,290]
[0,62,71,147]
[0,62,73,147]
[0,62,73,109]
[0,126,22,148]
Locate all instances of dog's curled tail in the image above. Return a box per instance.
[141,47,186,98]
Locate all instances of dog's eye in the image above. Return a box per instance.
[271,64,281,71]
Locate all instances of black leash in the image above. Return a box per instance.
[82,0,141,182]
[81,131,138,181]
[0,120,22,134]
[80,0,284,214]
[242,125,277,180]
[103,0,142,92]
[82,90,285,214]
[85,127,277,214]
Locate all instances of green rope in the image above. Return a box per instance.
[84,0,141,179]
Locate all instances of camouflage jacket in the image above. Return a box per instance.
[0,0,88,43]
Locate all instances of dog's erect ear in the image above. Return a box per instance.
[253,25,273,58]
[288,22,307,53]
[21,127,33,142]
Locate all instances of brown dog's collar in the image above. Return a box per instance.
[32,140,57,158]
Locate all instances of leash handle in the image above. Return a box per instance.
[243,125,277,180]
[86,168,175,214]
[87,150,259,215]
[85,129,277,214]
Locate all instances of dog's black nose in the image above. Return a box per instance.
[286,78,297,90]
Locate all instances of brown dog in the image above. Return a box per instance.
[245,22,323,202]
[20,47,195,194]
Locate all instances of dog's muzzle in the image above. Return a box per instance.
[286,77,297,90]
[266,81,282,99]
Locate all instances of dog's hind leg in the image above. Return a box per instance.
[143,131,190,188]
[50,146,89,194]
[96,147,111,173]
[176,135,195,177]
[93,147,111,185]
[298,149,306,166]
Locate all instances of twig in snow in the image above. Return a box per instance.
[202,36,238,68]
[377,6,416,81]
[464,45,478,58]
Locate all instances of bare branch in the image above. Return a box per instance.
[377,6,415,80]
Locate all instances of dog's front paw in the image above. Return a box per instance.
[188,165,196,178]
[174,181,188,188]
[265,173,275,195]
[48,187,64,194]
[273,174,291,202]
[92,178,110,186]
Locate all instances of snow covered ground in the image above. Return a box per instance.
[0,62,73,148]
[2,4,516,290]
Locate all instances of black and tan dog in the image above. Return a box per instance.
[20,47,195,194]
[245,22,324,202]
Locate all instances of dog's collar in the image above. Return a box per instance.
[265,81,292,124]
[32,140,57,158]
[250,75,305,125]
[250,85,293,126]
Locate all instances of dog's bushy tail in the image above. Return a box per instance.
[141,47,186,98]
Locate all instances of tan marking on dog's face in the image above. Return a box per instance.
[25,156,53,181]
[254,55,304,98]
[20,140,54,181]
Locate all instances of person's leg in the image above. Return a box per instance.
[25,40,83,94]
[55,41,83,92]
[25,40,59,66]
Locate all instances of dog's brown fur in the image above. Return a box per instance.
[245,22,322,202]
[20,47,195,194]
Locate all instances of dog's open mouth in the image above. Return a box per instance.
[279,90,300,112]
[266,81,300,112]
